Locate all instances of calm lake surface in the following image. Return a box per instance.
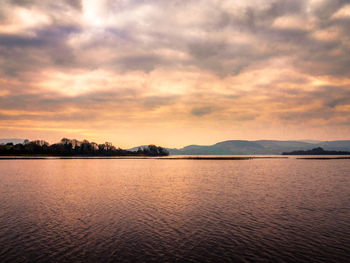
[0,158,349,262]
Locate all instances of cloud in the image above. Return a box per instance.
[1,0,350,145]
[191,106,213,117]
[2,0,350,77]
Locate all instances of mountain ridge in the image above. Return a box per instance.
[166,140,350,155]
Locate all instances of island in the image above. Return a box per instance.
[0,138,169,157]
[282,147,350,155]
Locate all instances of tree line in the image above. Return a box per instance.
[0,138,169,156]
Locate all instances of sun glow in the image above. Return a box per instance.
[83,0,107,27]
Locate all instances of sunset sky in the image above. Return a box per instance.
[1,0,350,148]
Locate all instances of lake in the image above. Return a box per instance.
[0,158,349,262]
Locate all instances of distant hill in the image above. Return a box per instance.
[166,140,350,155]
[282,147,350,155]
[299,140,322,144]
[317,141,350,151]
[0,138,26,145]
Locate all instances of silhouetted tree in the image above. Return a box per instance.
[0,138,169,157]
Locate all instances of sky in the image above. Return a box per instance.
[1,0,350,148]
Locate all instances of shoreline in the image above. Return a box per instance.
[0,156,289,161]
[1,156,349,160]
[297,157,350,160]
[1,156,287,160]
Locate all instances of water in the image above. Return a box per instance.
[0,158,349,262]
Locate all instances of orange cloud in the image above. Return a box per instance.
[1,0,350,147]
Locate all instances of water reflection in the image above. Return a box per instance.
[0,159,349,262]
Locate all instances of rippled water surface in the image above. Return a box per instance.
[0,159,349,262]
